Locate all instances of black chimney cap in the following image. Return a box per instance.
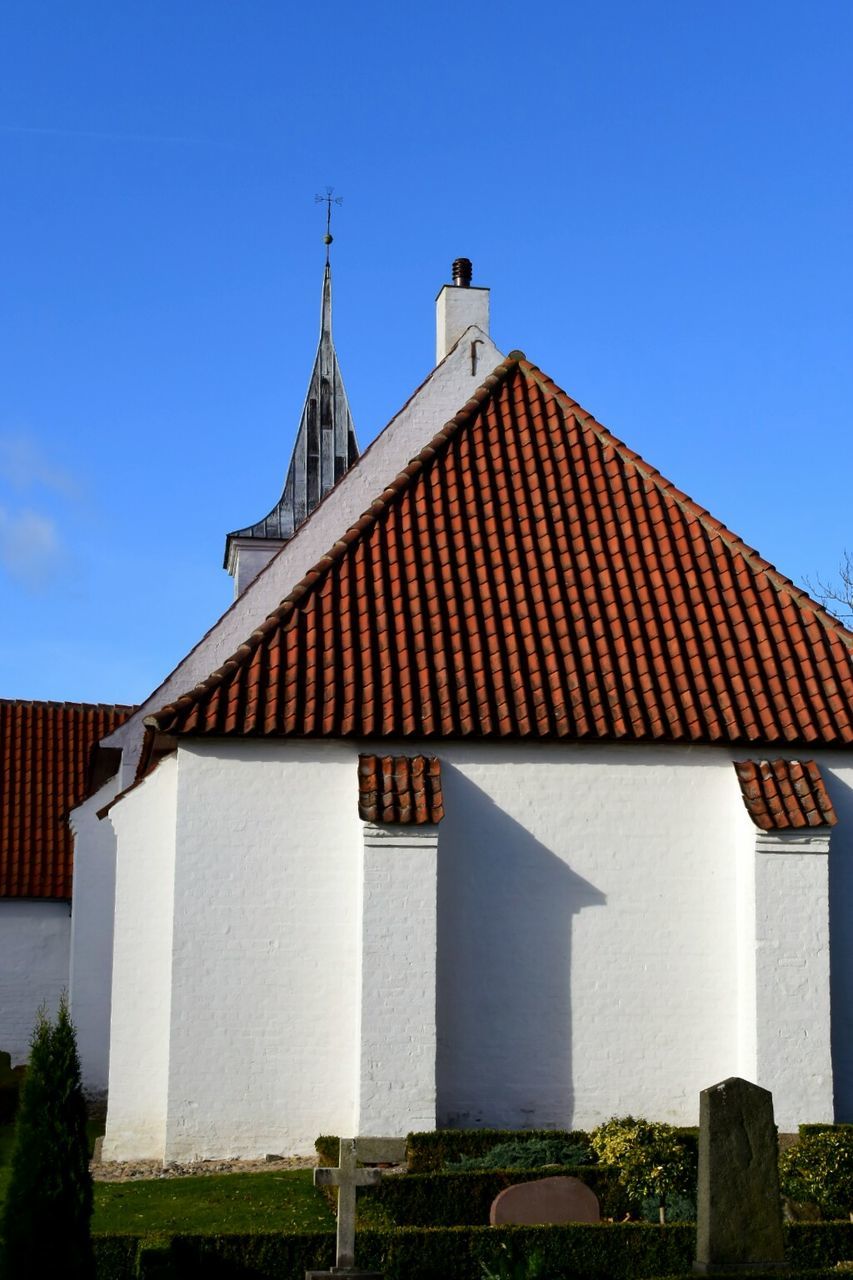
[452,258,473,287]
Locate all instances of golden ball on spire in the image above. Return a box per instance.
[324,233,333,245]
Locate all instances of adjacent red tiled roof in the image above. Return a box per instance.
[358,755,444,825]
[144,353,853,752]
[1,700,134,898]
[734,759,837,831]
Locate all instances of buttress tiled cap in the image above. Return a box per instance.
[734,759,837,831]
[358,755,444,825]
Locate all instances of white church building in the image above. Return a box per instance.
[5,251,853,1162]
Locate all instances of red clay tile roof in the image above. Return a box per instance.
[143,353,853,752]
[358,754,444,825]
[1,700,134,898]
[734,759,837,830]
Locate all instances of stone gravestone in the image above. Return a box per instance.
[694,1077,787,1274]
[307,1136,407,1280]
[490,1175,600,1225]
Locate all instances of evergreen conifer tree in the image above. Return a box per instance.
[0,997,94,1278]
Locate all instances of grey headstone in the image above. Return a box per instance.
[310,1137,388,1280]
[354,1136,407,1165]
[694,1077,787,1274]
[306,1273,383,1279]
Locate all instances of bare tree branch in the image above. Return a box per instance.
[803,550,853,625]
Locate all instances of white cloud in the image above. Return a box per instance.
[0,432,81,498]
[0,505,64,590]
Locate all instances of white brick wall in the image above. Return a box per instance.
[102,755,178,1160]
[0,899,69,1066]
[358,823,438,1135]
[69,775,123,1100]
[162,741,363,1161]
[102,739,853,1160]
[435,744,743,1130]
[753,828,833,1129]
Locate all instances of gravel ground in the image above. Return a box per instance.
[91,1153,318,1182]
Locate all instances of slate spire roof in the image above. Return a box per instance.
[148,352,853,753]
[224,259,359,564]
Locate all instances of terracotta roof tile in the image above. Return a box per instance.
[734,759,837,830]
[357,755,444,825]
[1,700,134,898]
[144,354,853,752]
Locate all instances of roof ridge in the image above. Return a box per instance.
[519,358,853,650]
[145,352,524,735]
[138,348,853,760]
[0,698,138,712]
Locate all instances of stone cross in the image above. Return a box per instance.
[310,1136,406,1278]
[694,1077,787,1275]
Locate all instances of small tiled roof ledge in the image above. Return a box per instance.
[734,759,837,832]
[357,754,444,826]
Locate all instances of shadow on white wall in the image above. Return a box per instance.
[825,768,853,1120]
[435,763,606,1130]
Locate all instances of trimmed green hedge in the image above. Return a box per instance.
[95,1224,695,1279]
[788,1220,853,1267]
[406,1129,593,1173]
[374,1166,632,1225]
[314,1135,341,1167]
[646,1274,843,1279]
[89,1222,853,1280]
[92,1233,146,1277]
[317,1127,701,1177]
[800,1123,853,1138]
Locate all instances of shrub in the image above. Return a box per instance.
[451,1137,593,1171]
[373,1166,630,1226]
[589,1116,697,1223]
[781,1131,853,1218]
[640,1192,696,1224]
[82,1221,853,1280]
[405,1129,591,1174]
[480,1241,545,1280]
[315,1134,341,1166]
[0,998,94,1278]
[0,1053,25,1126]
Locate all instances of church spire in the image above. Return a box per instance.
[224,204,359,596]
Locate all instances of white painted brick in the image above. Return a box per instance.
[102,739,853,1160]
[0,900,69,1066]
[68,776,122,1099]
[358,824,438,1134]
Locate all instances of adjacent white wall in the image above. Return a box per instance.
[68,776,122,1100]
[358,823,438,1135]
[103,737,853,1161]
[826,760,853,1120]
[162,740,363,1161]
[0,899,69,1066]
[102,755,178,1161]
[434,743,743,1130]
[752,828,833,1129]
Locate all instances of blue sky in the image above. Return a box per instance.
[1,1,851,703]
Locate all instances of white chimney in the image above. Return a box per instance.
[435,257,490,364]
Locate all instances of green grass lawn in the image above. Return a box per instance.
[93,1168,334,1234]
[0,1124,334,1236]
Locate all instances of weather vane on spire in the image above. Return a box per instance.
[315,187,343,263]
